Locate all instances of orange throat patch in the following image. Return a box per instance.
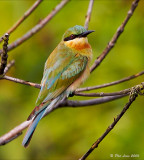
[65,37,91,51]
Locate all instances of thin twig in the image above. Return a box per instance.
[75,88,130,97]
[90,0,140,73]
[77,70,144,92]
[1,69,144,94]
[2,75,41,89]
[62,95,126,107]
[0,94,126,145]
[2,83,143,146]
[0,121,31,145]
[0,0,70,55]
[0,0,43,43]
[4,60,15,74]
[0,34,9,76]
[0,76,131,98]
[84,0,94,30]
[79,91,138,160]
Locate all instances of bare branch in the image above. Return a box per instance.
[1,69,144,97]
[1,74,132,98]
[77,70,144,92]
[74,88,130,97]
[0,94,126,146]
[63,95,126,107]
[0,0,70,55]
[1,75,41,89]
[90,0,140,73]
[0,121,31,145]
[0,34,9,76]
[84,0,94,30]
[0,0,43,43]
[79,89,139,160]
[4,60,15,74]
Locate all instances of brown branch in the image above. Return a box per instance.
[1,75,132,98]
[1,69,143,98]
[0,94,126,146]
[0,69,143,98]
[0,34,9,76]
[62,95,126,107]
[79,90,138,160]
[1,75,41,89]
[84,0,94,30]
[0,120,31,145]
[0,0,70,55]
[4,60,15,74]
[75,88,130,97]
[90,0,140,73]
[77,70,144,92]
[0,0,43,43]
[1,82,143,145]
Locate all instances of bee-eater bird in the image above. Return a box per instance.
[22,25,94,147]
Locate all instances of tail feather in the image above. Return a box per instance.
[22,95,64,147]
[27,102,48,120]
[22,109,45,147]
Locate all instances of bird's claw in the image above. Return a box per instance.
[69,91,74,97]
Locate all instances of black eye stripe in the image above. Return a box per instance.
[64,34,77,41]
[64,32,86,41]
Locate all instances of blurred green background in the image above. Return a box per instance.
[0,0,144,159]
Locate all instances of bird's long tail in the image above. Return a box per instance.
[22,96,63,148]
[22,109,45,147]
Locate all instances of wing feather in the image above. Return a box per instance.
[36,55,88,105]
[30,43,88,118]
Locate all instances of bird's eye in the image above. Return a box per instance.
[70,34,75,39]
[64,34,76,41]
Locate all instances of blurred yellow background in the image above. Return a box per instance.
[0,0,144,159]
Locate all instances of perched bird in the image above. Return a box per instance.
[22,25,94,147]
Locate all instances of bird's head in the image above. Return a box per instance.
[62,25,94,51]
[63,25,94,42]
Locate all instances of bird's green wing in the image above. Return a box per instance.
[28,44,88,120]
[36,49,88,105]
[36,53,88,106]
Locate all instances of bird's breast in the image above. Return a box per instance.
[64,37,92,59]
[67,63,90,93]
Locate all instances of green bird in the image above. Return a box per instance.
[22,25,94,147]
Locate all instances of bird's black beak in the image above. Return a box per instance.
[79,30,95,37]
